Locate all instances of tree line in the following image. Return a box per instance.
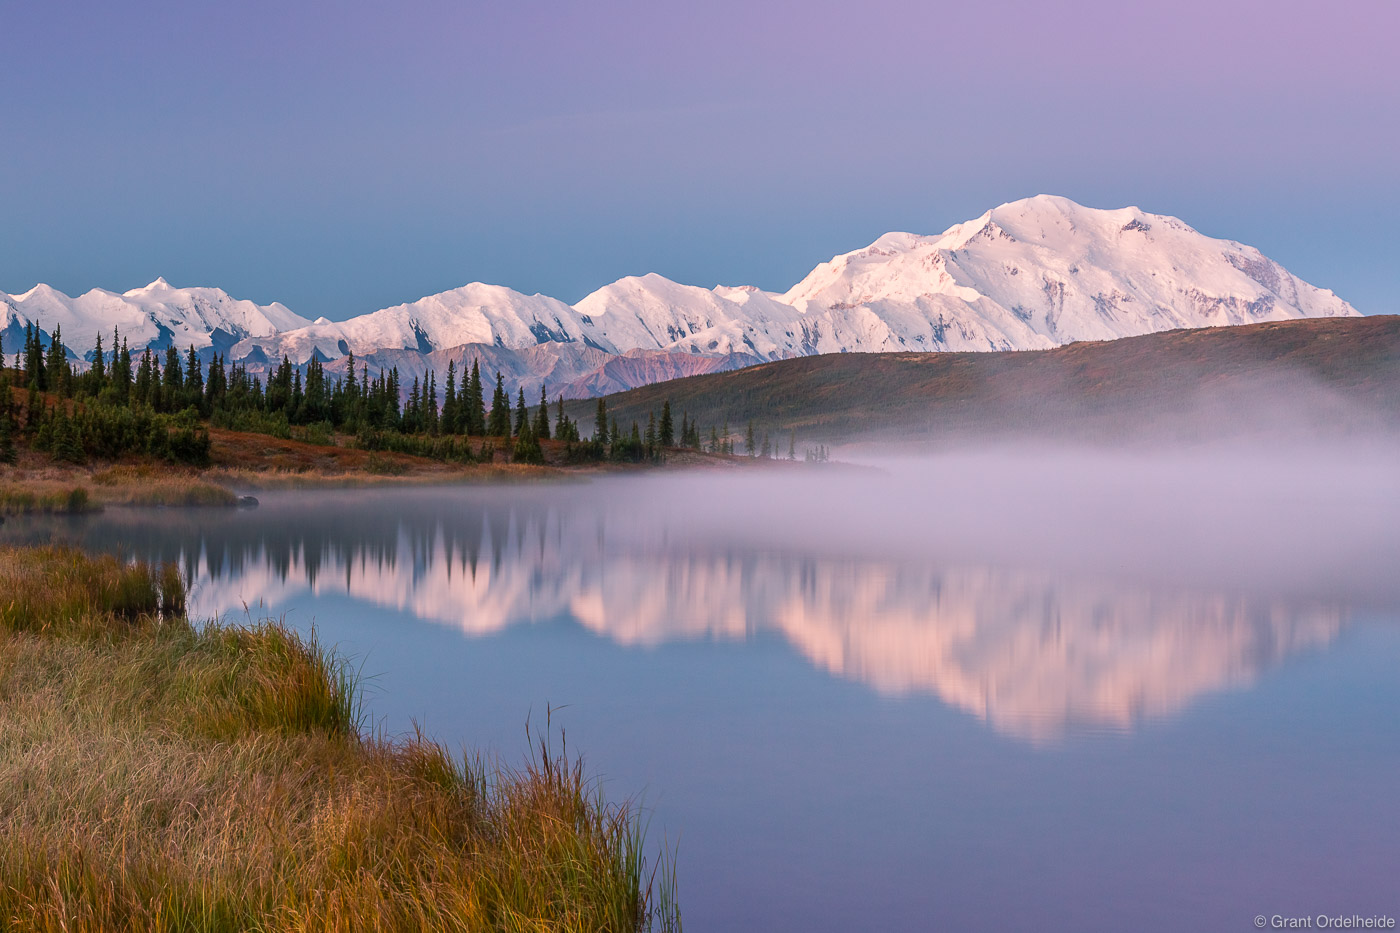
[0,324,800,468]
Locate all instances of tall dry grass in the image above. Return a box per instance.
[92,465,240,507]
[0,546,679,932]
[0,484,95,515]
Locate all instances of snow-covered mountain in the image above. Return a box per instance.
[0,278,308,360]
[779,195,1356,352]
[1,196,1359,396]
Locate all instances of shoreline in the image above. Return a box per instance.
[0,543,680,930]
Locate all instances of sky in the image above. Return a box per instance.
[1,0,1395,320]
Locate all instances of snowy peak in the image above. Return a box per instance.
[123,276,172,295]
[782,195,1358,353]
[1,279,310,357]
[2,196,1361,397]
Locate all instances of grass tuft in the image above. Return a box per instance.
[0,545,679,932]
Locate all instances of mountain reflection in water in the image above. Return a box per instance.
[3,485,1346,744]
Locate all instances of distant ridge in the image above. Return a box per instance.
[2,196,1360,398]
[565,316,1400,446]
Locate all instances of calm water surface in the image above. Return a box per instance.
[8,458,1399,932]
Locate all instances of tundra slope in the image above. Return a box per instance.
[3,196,1358,396]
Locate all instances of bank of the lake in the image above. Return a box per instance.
[0,544,679,932]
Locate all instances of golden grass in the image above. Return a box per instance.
[205,462,573,490]
[0,483,95,514]
[0,546,679,932]
[91,465,240,507]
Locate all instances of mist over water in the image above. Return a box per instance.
[6,439,1399,931]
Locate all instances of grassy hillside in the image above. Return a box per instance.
[567,316,1400,447]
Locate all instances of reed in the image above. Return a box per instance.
[0,545,679,932]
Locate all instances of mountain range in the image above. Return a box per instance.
[1,195,1359,398]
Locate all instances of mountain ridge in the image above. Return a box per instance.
[2,196,1360,398]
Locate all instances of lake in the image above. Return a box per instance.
[7,449,1399,931]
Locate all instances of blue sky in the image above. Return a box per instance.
[2,0,1395,318]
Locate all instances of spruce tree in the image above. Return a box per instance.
[426,370,440,434]
[183,347,203,410]
[535,385,551,440]
[54,409,84,464]
[487,372,510,437]
[134,349,152,404]
[468,359,485,435]
[46,325,70,396]
[788,430,796,460]
[745,421,756,457]
[594,397,609,445]
[442,361,458,434]
[89,333,107,397]
[659,400,674,448]
[510,417,544,464]
[25,323,46,391]
[162,345,183,411]
[512,387,528,437]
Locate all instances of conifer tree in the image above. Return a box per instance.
[532,385,550,440]
[467,359,485,435]
[745,421,756,457]
[110,338,132,406]
[760,432,771,458]
[709,425,719,453]
[162,345,183,411]
[53,408,84,464]
[487,372,511,437]
[24,323,46,391]
[344,350,358,406]
[183,347,203,410]
[134,349,153,404]
[406,377,422,432]
[442,361,458,434]
[659,400,674,448]
[788,430,796,460]
[426,370,440,434]
[513,387,528,437]
[510,417,544,464]
[89,333,106,396]
[595,397,609,445]
[45,325,70,396]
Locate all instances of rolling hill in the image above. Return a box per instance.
[565,315,1400,448]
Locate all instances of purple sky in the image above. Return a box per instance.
[2,0,1395,318]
